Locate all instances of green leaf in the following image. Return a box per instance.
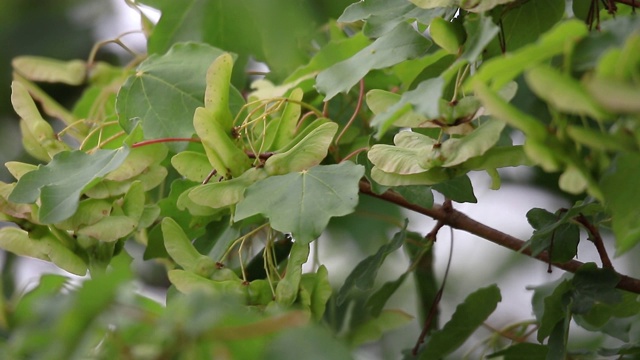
[189,168,268,209]
[316,22,432,100]
[264,122,339,175]
[365,273,409,317]
[410,0,514,12]
[432,174,477,203]
[439,119,506,168]
[536,279,572,342]
[498,0,565,52]
[105,143,168,182]
[347,309,413,347]
[235,163,365,244]
[171,151,212,183]
[8,148,129,223]
[468,20,588,92]
[116,43,243,151]
[570,263,621,314]
[601,153,640,254]
[76,216,137,242]
[161,217,216,277]
[276,242,310,306]
[339,0,447,37]
[0,227,87,276]
[144,0,326,81]
[371,77,444,137]
[285,32,371,83]
[337,222,407,305]
[419,284,501,359]
[393,186,434,209]
[168,269,247,299]
[299,265,333,321]
[368,131,438,175]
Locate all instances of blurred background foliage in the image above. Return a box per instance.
[0,0,118,182]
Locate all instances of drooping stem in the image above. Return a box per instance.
[358,180,640,294]
[575,213,613,269]
[334,78,365,148]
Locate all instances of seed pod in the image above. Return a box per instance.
[430,17,466,54]
[205,53,234,131]
[264,121,338,175]
[193,107,251,178]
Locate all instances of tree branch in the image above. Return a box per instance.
[359,180,640,294]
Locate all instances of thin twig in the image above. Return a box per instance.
[575,213,614,269]
[412,214,454,356]
[358,180,640,294]
[335,78,365,147]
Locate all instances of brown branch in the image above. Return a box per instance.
[359,180,640,294]
[575,213,614,269]
[615,0,640,7]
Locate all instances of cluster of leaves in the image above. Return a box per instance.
[1,0,640,358]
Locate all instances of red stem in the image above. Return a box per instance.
[335,78,365,147]
[132,137,200,148]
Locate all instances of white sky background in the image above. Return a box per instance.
[6,1,640,357]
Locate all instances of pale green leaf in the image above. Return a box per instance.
[235,163,365,244]
[276,242,310,306]
[525,64,610,120]
[76,216,137,242]
[264,122,338,175]
[171,151,212,183]
[440,119,506,167]
[12,56,86,85]
[0,227,86,276]
[467,20,588,92]
[189,168,268,209]
[410,0,515,12]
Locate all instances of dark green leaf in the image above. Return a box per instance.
[234,163,365,244]
[571,263,621,314]
[432,174,477,203]
[394,185,434,208]
[317,22,432,100]
[116,43,244,151]
[365,273,408,317]
[498,0,565,52]
[419,284,501,359]
[536,279,572,342]
[9,148,129,223]
[601,153,640,254]
[337,221,408,305]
